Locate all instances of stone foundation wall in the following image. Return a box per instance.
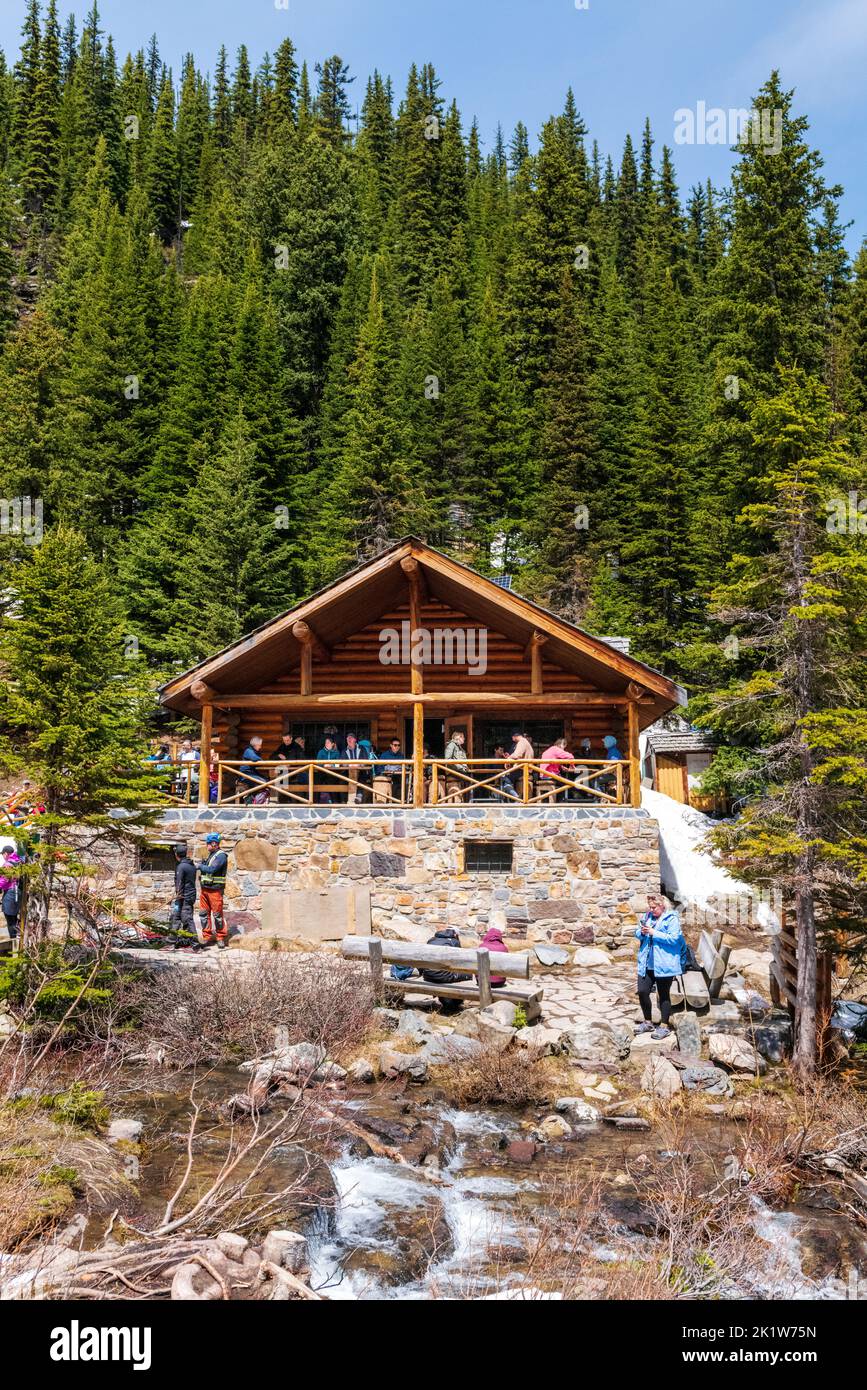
[109,806,661,946]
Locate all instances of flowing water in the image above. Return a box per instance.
[121,1066,867,1301]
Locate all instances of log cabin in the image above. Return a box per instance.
[124,539,687,946]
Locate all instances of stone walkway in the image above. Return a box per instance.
[537,948,640,1034]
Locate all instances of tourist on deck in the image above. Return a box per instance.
[491,744,516,801]
[540,736,576,800]
[198,833,229,949]
[170,843,199,950]
[146,743,172,764]
[177,738,199,802]
[480,925,509,988]
[316,736,344,803]
[272,731,298,801]
[343,732,371,804]
[504,730,534,799]
[422,926,472,1011]
[240,735,269,804]
[378,738,406,798]
[635,894,684,1040]
[0,847,22,941]
[443,730,469,802]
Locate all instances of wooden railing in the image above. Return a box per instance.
[144,757,629,807]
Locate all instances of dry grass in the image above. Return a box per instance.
[432,1038,550,1107]
[138,953,376,1068]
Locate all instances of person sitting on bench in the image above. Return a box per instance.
[422,927,472,1009]
[480,926,509,987]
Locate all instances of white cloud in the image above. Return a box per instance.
[746,0,867,103]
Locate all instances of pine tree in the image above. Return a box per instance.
[315,264,416,580]
[146,72,178,242]
[315,55,354,145]
[0,527,157,942]
[20,0,61,225]
[170,411,295,662]
[692,368,867,1075]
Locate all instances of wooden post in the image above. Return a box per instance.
[300,643,312,698]
[368,936,384,1003]
[627,701,640,808]
[308,763,314,805]
[476,948,492,1008]
[527,632,547,696]
[217,760,224,805]
[615,761,623,805]
[198,704,213,806]
[413,701,425,808]
[431,763,439,804]
[402,557,425,696]
[522,761,530,803]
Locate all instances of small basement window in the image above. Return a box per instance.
[464,841,513,874]
[139,844,178,873]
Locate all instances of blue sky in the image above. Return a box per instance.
[3,0,865,251]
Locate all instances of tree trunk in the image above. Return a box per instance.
[22,823,57,950]
[792,849,818,1076]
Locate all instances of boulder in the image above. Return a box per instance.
[311,1061,347,1083]
[506,1139,537,1163]
[372,1008,401,1031]
[261,1230,309,1276]
[377,1045,429,1083]
[629,1030,677,1059]
[674,1014,702,1057]
[482,1000,518,1028]
[107,1118,143,1145]
[477,1017,517,1051]
[641,1055,682,1100]
[572,947,611,968]
[670,971,710,1009]
[554,1097,601,1124]
[535,1114,573,1142]
[378,915,431,944]
[515,1025,562,1056]
[727,948,772,993]
[559,1020,631,1064]
[708,1032,766,1075]
[679,1063,733,1096]
[347,1057,375,1084]
[272,1042,327,1080]
[754,1017,792,1064]
[418,1033,482,1065]
[533,945,570,967]
[396,1009,437,1044]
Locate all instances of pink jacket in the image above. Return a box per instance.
[480,927,509,986]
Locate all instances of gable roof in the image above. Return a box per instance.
[159,537,686,725]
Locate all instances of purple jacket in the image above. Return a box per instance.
[480,927,509,986]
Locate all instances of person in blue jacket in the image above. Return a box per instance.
[635,893,685,1039]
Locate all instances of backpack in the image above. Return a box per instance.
[680,938,699,974]
[390,964,415,982]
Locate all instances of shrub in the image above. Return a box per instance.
[41,1083,109,1133]
[434,1039,547,1107]
[139,953,376,1067]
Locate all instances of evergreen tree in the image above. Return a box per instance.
[692,369,867,1075]
[0,527,156,942]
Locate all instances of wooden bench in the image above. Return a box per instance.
[341,936,543,1018]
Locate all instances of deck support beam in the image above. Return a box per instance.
[198,703,213,807]
[412,700,425,807]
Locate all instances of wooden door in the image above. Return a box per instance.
[655,754,688,803]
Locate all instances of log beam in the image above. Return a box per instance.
[190,679,218,704]
[402,559,424,695]
[206,691,655,710]
[412,700,425,807]
[292,620,330,662]
[525,631,547,696]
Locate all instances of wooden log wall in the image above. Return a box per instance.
[218,599,623,753]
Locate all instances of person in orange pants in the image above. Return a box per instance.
[197,833,228,948]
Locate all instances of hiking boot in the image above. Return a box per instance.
[635,1022,655,1035]
[217,940,227,951]
[651,1026,671,1040]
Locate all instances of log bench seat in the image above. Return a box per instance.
[341,935,543,1019]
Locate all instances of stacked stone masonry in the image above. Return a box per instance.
[112,806,661,945]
